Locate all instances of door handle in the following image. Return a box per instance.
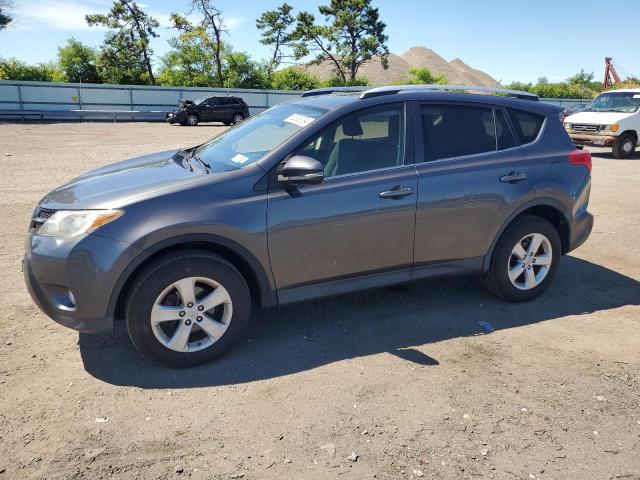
[499,171,527,183]
[379,185,414,199]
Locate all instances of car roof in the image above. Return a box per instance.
[290,90,560,115]
[601,88,640,93]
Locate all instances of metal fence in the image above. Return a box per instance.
[0,80,303,121]
[0,80,589,122]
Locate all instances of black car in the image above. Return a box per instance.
[166,96,249,126]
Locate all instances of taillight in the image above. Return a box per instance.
[569,149,592,172]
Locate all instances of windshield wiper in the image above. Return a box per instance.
[190,155,211,173]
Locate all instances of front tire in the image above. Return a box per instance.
[483,216,561,302]
[186,114,199,126]
[125,251,251,367]
[612,133,636,159]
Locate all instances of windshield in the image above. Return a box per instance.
[585,92,640,113]
[191,102,328,173]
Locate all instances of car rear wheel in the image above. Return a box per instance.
[231,113,244,125]
[125,251,251,367]
[612,133,636,159]
[482,216,561,302]
[186,114,199,126]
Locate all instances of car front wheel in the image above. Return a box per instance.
[483,216,561,302]
[612,133,636,159]
[125,251,251,367]
[186,114,199,126]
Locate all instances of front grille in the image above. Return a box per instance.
[571,123,600,134]
[31,207,57,232]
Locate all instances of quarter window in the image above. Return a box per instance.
[295,105,405,178]
[507,108,545,144]
[420,105,496,161]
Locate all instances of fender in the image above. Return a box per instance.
[106,232,278,318]
[481,197,572,272]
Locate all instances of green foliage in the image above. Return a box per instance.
[566,69,594,86]
[223,52,270,89]
[400,67,447,85]
[256,3,295,73]
[506,81,596,99]
[0,58,65,81]
[57,38,100,83]
[321,76,370,87]
[86,0,159,85]
[270,67,320,90]
[292,0,389,82]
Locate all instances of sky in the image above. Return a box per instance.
[1,0,639,84]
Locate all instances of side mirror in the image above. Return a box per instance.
[278,155,324,187]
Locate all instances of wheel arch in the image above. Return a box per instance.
[482,200,571,272]
[109,234,277,321]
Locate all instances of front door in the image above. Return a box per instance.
[267,103,418,302]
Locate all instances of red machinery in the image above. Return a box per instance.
[603,57,621,88]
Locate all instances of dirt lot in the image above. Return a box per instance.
[0,122,638,480]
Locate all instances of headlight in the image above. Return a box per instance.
[564,123,572,130]
[600,124,619,134]
[38,210,123,239]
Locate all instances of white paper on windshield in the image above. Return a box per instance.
[231,153,250,164]
[284,113,315,127]
[634,94,640,98]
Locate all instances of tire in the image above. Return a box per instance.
[231,113,244,125]
[125,250,251,367]
[612,132,636,159]
[186,114,199,126]
[482,216,561,302]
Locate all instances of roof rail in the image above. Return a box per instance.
[359,84,539,101]
[301,86,370,97]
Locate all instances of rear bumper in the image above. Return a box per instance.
[569,133,617,147]
[568,211,594,252]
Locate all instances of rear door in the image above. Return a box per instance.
[412,102,534,277]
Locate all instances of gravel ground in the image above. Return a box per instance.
[0,122,638,480]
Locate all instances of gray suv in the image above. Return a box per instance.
[23,85,594,367]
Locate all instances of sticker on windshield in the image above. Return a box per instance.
[231,153,250,164]
[634,94,640,98]
[283,113,315,127]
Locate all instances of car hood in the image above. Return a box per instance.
[565,111,635,124]
[39,149,217,210]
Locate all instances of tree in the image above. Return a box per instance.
[270,67,320,90]
[401,67,447,85]
[0,58,64,81]
[86,0,159,85]
[293,0,389,83]
[0,0,12,30]
[537,76,549,85]
[158,14,221,87]
[223,52,269,89]
[567,69,594,86]
[57,38,100,83]
[256,3,295,74]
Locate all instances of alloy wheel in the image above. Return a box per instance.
[187,114,198,126]
[232,114,244,125]
[150,276,232,353]
[507,233,553,290]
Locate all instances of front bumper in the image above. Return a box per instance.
[165,111,185,124]
[23,232,143,334]
[569,133,617,147]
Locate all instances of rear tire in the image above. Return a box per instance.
[482,216,561,302]
[612,132,636,159]
[125,251,251,367]
[231,113,244,125]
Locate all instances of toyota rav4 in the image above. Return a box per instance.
[24,85,593,367]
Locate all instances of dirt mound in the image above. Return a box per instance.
[295,45,498,87]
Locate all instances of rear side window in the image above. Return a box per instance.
[507,108,545,144]
[495,109,517,150]
[420,104,496,161]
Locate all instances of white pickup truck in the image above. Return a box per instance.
[564,88,640,158]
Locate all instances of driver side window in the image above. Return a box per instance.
[296,104,405,178]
